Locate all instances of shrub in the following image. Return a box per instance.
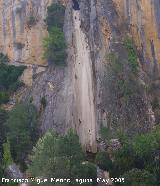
[0,52,9,63]
[8,81,24,93]
[0,92,9,104]
[72,162,97,186]
[123,37,139,73]
[6,104,38,167]
[0,109,7,161]
[28,130,96,185]
[121,168,156,186]
[100,126,111,140]
[112,127,160,185]
[95,152,113,171]
[27,16,37,27]
[45,4,65,31]
[0,64,25,90]
[0,64,25,104]
[2,140,13,169]
[43,27,67,65]
[43,3,67,65]
[40,96,47,108]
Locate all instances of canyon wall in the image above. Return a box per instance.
[114,0,160,74]
[0,0,54,65]
[0,0,159,152]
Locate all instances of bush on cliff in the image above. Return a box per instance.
[43,27,67,65]
[95,151,113,171]
[43,3,67,65]
[6,103,38,168]
[111,127,160,185]
[45,4,65,31]
[0,63,25,104]
[121,169,156,186]
[0,53,9,63]
[123,37,139,74]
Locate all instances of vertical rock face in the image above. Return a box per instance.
[1,0,160,152]
[0,0,53,65]
[114,0,160,73]
[72,10,97,152]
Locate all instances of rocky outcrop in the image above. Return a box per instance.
[5,163,24,179]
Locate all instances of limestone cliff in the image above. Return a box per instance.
[114,0,160,74]
[0,0,53,65]
[0,0,160,152]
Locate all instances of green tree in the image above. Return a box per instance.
[0,64,25,90]
[0,52,9,63]
[43,27,67,65]
[72,162,97,186]
[45,4,65,31]
[2,140,13,169]
[121,168,156,186]
[95,152,113,171]
[0,109,7,183]
[0,109,7,161]
[29,130,96,186]
[123,37,139,73]
[29,131,59,177]
[6,104,38,166]
[57,130,85,166]
[111,127,160,185]
[0,63,25,104]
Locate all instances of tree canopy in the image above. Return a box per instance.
[6,103,38,167]
[29,130,97,186]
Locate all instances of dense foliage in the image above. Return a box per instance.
[0,53,9,63]
[0,109,7,179]
[123,37,139,73]
[29,130,97,186]
[98,127,160,186]
[0,63,25,104]
[122,168,156,186]
[6,104,38,168]
[43,27,67,65]
[2,140,13,169]
[95,152,113,171]
[43,4,67,65]
[45,4,65,31]
[0,109,7,158]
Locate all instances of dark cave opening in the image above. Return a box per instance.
[72,0,80,10]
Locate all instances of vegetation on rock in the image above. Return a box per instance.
[0,63,25,104]
[99,127,160,185]
[43,27,67,65]
[95,152,113,171]
[43,4,67,65]
[2,140,13,169]
[6,103,38,169]
[122,168,156,186]
[0,53,9,63]
[27,16,38,27]
[29,130,97,186]
[45,4,65,31]
[123,37,139,74]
